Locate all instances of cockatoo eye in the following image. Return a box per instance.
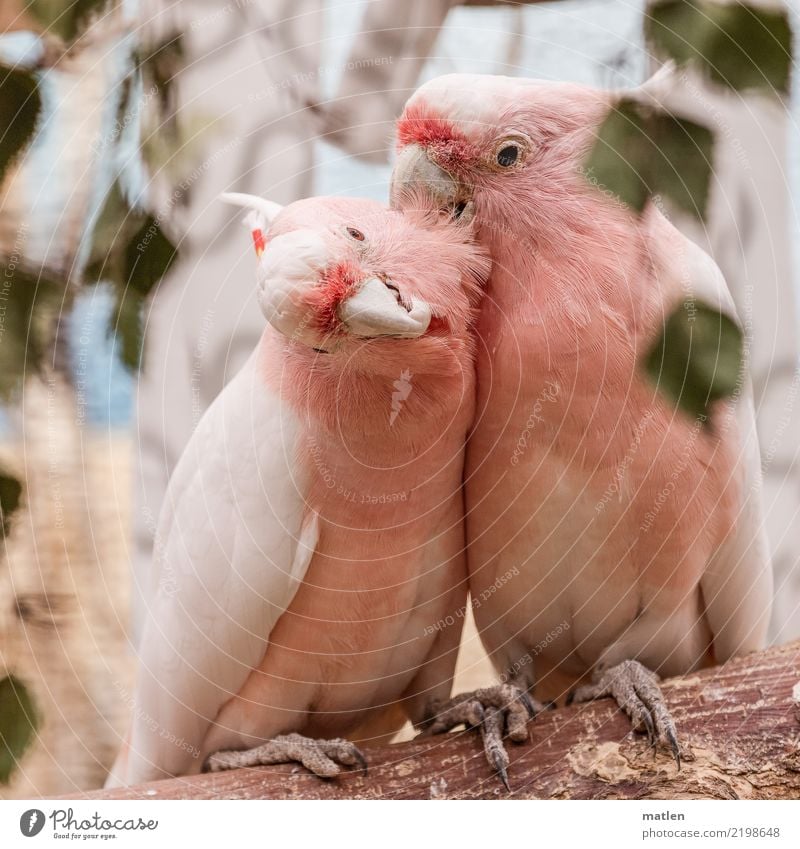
[490,135,530,171]
[346,227,366,241]
[496,145,519,167]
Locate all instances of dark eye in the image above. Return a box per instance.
[496,144,519,167]
[346,227,365,241]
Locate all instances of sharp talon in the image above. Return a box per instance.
[641,709,655,746]
[565,690,576,706]
[352,747,368,774]
[520,691,537,717]
[497,763,511,793]
[666,729,681,770]
[489,748,511,792]
[546,700,557,711]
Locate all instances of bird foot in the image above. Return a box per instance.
[418,684,546,791]
[204,733,367,779]
[568,659,681,768]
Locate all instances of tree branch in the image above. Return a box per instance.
[72,639,800,800]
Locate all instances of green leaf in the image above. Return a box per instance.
[110,288,144,373]
[583,98,713,220]
[644,300,744,422]
[135,33,184,119]
[85,185,178,297]
[583,98,650,213]
[646,0,793,95]
[0,472,22,539]
[0,675,39,784]
[0,66,42,186]
[648,111,714,219]
[0,266,67,400]
[123,217,178,297]
[83,182,132,286]
[27,0,113,44]
[85,184,177,372]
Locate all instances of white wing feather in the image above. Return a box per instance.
[654,221,773,660]
[119,349,316,784]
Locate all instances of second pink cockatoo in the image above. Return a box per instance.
[108,192,490,786]
[391,74,772,786]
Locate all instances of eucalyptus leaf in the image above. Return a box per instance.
[648,111,713,219]
[123,217,177,297]
[27,0,113,44]
[584,97,713,220]
[0,472,22,539]
[0,675,39,785]
[646,0,792,95]
[109,288,144,373]
[135,33,184,119]
[644,300,744,422]
[583,98,650,213]
[0,266,67,400]
[86,185,177,372]
[83,182,132,287]
[0,65,42,185]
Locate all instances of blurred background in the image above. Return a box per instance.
[0,0,798,796]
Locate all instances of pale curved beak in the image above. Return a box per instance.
[390,144,465,210]
[338,277,431,339]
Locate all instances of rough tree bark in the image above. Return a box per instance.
[75,639,800,800]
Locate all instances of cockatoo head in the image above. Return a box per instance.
[391,74,610,241]
[222,192,488,357]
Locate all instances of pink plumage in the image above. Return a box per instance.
[110,195,489,785]
[391,73,772,773]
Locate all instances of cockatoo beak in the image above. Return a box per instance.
[220,192,285,257]
[338,276,432,339]
[390,144,469,217]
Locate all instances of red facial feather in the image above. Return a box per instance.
[396,103,477,175]
[309,261,360,334]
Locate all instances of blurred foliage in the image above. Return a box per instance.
[110,284,145,372]
[0,471,22,538]
[27,0,114,44]
[647,0,793,95]
[0,4,184,789]
[0,675,39,784]
[0,266,69,400]
[135,33,184,128]
[124,216,178,297]
[136,34,219,196]
[644,300,744,422]
[0,66,43,186]
[585,97,713,219]
[583,0,792,424]
[85,183,178,372]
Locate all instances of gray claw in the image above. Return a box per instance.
[641,707,656,746]
[520,691,538,718]
[496,760,511,793]
[351,746,369,774]
[666,728,681,770]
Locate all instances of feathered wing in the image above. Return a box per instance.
[112,349,317,785]
[655,220,773,661]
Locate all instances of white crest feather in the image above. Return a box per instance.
[220,192,284,231]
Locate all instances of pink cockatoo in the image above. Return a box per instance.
[391,74,772,786]
[108,192,490,786]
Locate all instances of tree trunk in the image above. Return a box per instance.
[76,639,800,800]
[0,376,133,799]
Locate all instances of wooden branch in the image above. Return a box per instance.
[72,640,800,800]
